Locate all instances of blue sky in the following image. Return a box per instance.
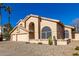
[1,3,79,27]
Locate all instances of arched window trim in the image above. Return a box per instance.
[41,26,52,39]
[29,22,35,32]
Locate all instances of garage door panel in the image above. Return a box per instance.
[12,35,16,41]
[17,34,28,41]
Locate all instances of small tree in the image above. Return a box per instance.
[3,23,13,41]
[71,18,79,33]
[48,36,53,45]
[73,52,79,56]
[3,31,10,40]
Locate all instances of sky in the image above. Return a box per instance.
[1,3,79,27]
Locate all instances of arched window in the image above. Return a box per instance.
[65,30,69,38]
[41,26,52,39]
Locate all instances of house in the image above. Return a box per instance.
[10,14,78,45]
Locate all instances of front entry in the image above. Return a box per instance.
[29,22,35,39]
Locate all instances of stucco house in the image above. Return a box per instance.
[10,14,79,45]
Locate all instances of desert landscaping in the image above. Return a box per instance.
[0,41,79,56]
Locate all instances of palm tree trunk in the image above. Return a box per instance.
[8,14,10,24]
[7,14,10,33]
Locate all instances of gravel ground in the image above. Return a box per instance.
[0,41,79,56]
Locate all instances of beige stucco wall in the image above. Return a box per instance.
[74,33,79,40]
[11,27,27,34]
[18,21,25,28]
[29,39,68,45]
[40,19,58,40]
[29,40,48,44]
[57,40,67,45]
[11,34,16,41]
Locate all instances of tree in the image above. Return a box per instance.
[71,18,79,33]
[3,23,13,40]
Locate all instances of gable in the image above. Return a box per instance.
[10,20,26,34]
[11,27,28,34]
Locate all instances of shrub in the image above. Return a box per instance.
[38,42,42,45]
[73,53,79,56]
[3,32,10,41]
[48,36,53,45]
[26,42,30,44]
[75,46,79,50]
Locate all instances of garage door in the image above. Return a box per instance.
[11,34,16,41]
[17,34,28,41]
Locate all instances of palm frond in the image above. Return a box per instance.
[5,6,11,14]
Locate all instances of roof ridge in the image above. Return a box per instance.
[23,14,60,23]
[65,25,75,29]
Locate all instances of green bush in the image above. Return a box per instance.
[3,32,10,41]
[38,42,42,45]
[48,36,53,45]
[75,46,79,50]
[26,42,30,44]
[73,53,79,56]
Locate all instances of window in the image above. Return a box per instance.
[41,26,52,39]
[20,24,22,27]
[65,30,69,38]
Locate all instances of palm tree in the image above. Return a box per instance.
[5,6,11,32]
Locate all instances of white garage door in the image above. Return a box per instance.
[17,34,28,42]
[11,34,16,41]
